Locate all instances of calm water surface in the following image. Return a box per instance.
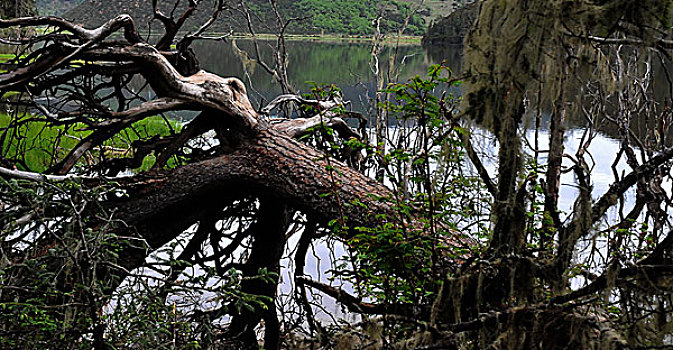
[191,39,461,112]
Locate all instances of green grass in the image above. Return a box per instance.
[0,112,181,173]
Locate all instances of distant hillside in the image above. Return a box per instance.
[60,0,456,36]
[422,1,477,45]
[284,0,424,35]
[36,0,85,16]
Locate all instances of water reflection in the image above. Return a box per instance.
[192,39,672,148]
[191,39,462,112]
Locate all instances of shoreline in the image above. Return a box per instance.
[228,33,422,44]
[154,32,424,45]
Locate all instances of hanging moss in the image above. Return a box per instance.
[463,0,673,129]
[0,0,36,18]
[456,1,673,348]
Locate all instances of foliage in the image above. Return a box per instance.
[292,0,426,35]
[0,177,278,349]
[299,67,490,342]
[344,66,478,307]
[0,178,124,349]
[65,0,427,36]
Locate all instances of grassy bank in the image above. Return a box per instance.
[155,32,423,46]
[228,33,423,44]
[0,112,181,172]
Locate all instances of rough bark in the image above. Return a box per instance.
[112,127,396,244]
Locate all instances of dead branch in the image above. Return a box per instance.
[296,276,423,318]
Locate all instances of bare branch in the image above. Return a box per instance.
[460,131,496,197]
[0,15,142,91]
[260,94,345,115]
[0,14,141,43]
[297,276,422,317]
[563,146,673,238]
[272,112,361,140]
[48,98,191,174]
[0,166,109,182]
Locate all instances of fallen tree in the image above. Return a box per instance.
[1,0,673,349]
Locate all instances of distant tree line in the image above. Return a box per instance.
[63,0,426,36]
[291,0,425,35]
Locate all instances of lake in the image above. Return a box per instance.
[190,38,462,113]
[189,38,668,145]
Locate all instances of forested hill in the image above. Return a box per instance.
[422,1,477,45]
[56,0,458,36]
[36,0,84,16]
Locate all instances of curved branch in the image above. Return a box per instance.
[562,146,673,243]
[49,98,191,174]
[0,14,141,43]
[273,112,361,140]
[552,264,673,305]
[153,0,199,50]
[260,94,344,115]
[80,44,260,129]
[0,166,108,183]
[0,15,142,91]
[0,17,260,132]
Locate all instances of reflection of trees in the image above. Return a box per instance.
[432,42,673,147]
[425,44,463,73]
[67,0,427,36]
[206,37,673,146]
[546,56,673,146]
[193,39,444,107]
[194,39,432,87]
